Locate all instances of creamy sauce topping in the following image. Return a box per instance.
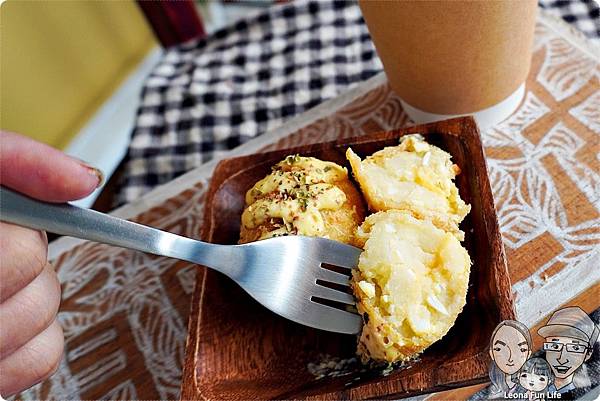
[241,156,348,239]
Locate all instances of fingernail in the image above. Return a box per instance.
[87,166,105,188]
[72,157,105,188]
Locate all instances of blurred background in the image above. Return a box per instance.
[0,0,273,206]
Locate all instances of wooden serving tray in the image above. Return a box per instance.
[180,117,514,400]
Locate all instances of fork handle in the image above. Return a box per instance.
[0,186,224,266]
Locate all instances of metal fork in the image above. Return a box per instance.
[0,187,362,334]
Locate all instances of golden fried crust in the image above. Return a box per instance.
[351,211,471,364]
[239,156,365,245]
[320,178,366,246]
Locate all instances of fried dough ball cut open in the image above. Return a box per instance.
[352,210,471,364]
[239,155,365,245]
[347,135,470,239]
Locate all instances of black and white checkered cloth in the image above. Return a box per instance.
[116,0,381,204]
[539,0,600,38]
[115,0,599,206]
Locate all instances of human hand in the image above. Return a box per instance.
[0,131,102,396]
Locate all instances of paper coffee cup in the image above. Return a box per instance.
[359,1,538,129]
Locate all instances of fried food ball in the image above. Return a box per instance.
[347,135,470,239]
[352,210,471,364]
[239,155,365,245]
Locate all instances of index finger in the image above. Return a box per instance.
[0,131,102,202]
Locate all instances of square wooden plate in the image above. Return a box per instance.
[180,117,514,400]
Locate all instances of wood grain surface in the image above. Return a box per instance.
[180,117,514,400]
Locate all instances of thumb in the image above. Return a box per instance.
[0,131,103,202]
